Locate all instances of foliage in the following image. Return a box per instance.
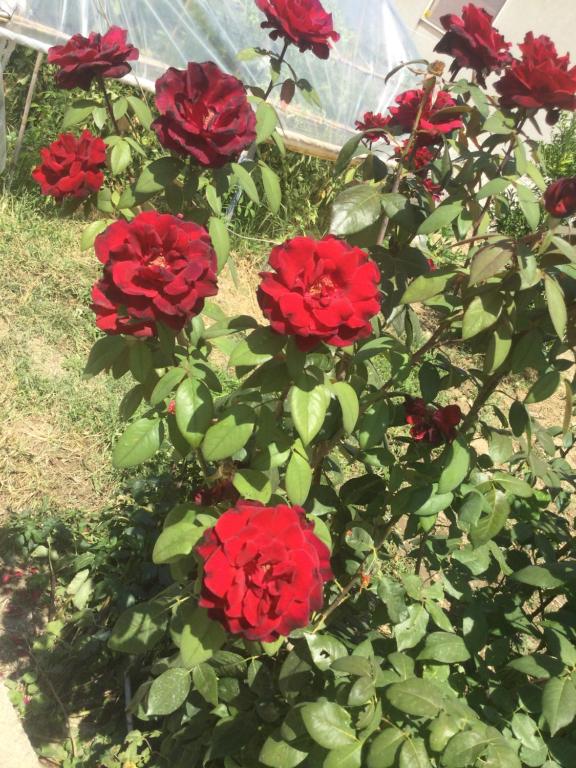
[5,10,576,768]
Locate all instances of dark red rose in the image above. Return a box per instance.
[386,89,463,146]
[32,130,106,201]
[152,61,256,168]
[255,0,339,59]
[405,397,462,445]
[47,26,138,90]
[495,33,576,117]
[193,479,240,508]
[355,111,391,147]
[544,178,576,218]
[257,236,381,351]
[197,501,333,641]
[395,142,443,199]
[91,211,218,337]
[434,3,512,87]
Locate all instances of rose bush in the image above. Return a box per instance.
[32,3,576,767]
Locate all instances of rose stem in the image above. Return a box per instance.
[98,75,121,135]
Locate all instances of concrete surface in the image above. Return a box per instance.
[0,681,40,768]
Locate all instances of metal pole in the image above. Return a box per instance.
[11,49,44,169]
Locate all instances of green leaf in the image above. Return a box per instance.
[330,184,382,236]
[462,293,502,339]
[324,743,363,768]
[470,490,510,547]
[83,335,125,377]
[492,472,533,497]
[112,418,163,468]
[525,371,560,404]
[377,577,408,625]
[386,678,444,718]
[301,701,357,749]
[192,663,219,706]
[334,133,364,176]
[109,602,167,654]
[129,342,152,383]
[152,508,205,564]
[147,668,190,716]
[395,604,429,651]
[544,275,568,340]
[127,95,153,129]
[175,378,214,448]
[417,632,470,663]
[231,163,260,204]
[438,439,470,493]
[81,219,109,251]
[509,400,529,436]
[256,102,278,143]
[417,200,464,235]
[285,439,313,505]
[229,327,285,367]
[469,243,514,285]
[507,654,563,679]
[110,139,131,175]
[542,677,576,736]
[260,732,309,768]
[180,605,226,668]
[516,183,541,231]
[202,405,256,461]
[551,235,576,263]
[367,727,404,768]
[485,320,513,374]
[135,157,183,196]
[511,565,564,590]
[62,100,97,129]
[476,178,511,199]
[305,634,347,672]
[209,217,231,272]
[260,163,282,213]
[399,739,431,768]
[331,382,359,434]
[400,271,455,304]
[441,729,495,767]
[150,367,186,406]
[289,383,331,445]
[233,469,272,503]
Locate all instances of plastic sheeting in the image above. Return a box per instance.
[0,0,419,154]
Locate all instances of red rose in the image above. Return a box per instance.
[91,211,218,337]
[257,236,381,351]
[196,501,333,641]
[255,0,339,59]
[47,26,138,90]
[495,33,576,117]
[395,142,443,199]
[386,89,463,146]
[355,111,390,147]
[544,178,576,218]
[434,3,511,87]
[405,397,462,445]
[151,62,256,168]
[32,130,106,201]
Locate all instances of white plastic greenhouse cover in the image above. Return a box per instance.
[0,0,419,157]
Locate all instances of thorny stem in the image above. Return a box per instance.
[264,39,290,101]
[460,371,505,433]
[376,78,437,246]
[312,513,404,632]
[98,76,121,135]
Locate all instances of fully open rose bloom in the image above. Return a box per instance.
[258,236,381,350]
[255,0,339,59]
[197,501,333,641]
[386,89,463,146]
[91,212,218,337]
[544,178,576,218]
[47,26,138,90]
[434,3,511,87]
[495,33,576,118]
[152,61,256,168]
[405,397,462,445]
[32,130,106,200]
